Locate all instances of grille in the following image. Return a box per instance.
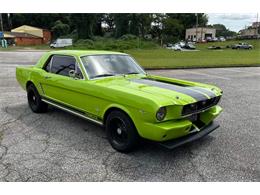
[182,96,221,116]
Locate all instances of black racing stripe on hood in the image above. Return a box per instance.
[131,78,208,101]
[190,87,216,98]
[142,77,188,87]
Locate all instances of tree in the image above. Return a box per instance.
[167,13,208,28]
[3,13,210,44]
[136,14,153,38]
[129,14,140,36]
[11,14,65,29]
[166,13,208,39]
[211,24,237,37]
[93,14,105,36]
[51,20,70,38]
[103,14,115,32]
[70,14,97,39]
[162,17,184,43]
[150,14,166,45]
[113,14,130,38]
[114,14,152,38]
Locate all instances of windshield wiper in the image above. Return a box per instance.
[126,72,140,75]
[92,73,115,78]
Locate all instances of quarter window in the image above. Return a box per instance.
[43,57,52,72]
[51,55,76,77]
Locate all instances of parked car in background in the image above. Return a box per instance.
[183,42,196,50]
[178,41,186,48]
[173,44,183,51]
[50,38,73,48]
[166,43,182,51]
[206,37,213,42]
[208,45,224,50]
[219,37,226,42]
[232,43,253,49]
[212,37,219,42]
[165,43,173,49]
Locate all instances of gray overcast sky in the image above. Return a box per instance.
[207,13,258,32]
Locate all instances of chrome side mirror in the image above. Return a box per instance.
[69,70,76,78]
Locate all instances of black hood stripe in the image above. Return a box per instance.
[190,87,216,98]
[131,78,208,101]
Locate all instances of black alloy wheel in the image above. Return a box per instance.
[106,110,139,153]
[27,84,48,113]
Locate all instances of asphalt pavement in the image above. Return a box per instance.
[0,51,259,181]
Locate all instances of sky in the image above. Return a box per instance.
[207,13,258,32]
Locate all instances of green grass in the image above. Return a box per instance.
[1,39,259,69]
[127,40,260,69]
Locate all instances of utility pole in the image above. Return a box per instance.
[195,13,198,42]
[256,13,258,37]
[0,13,4,48]
[0,13,4,33]
[7,13,12,30]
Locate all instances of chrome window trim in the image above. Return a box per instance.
[79,54,146,81]
[49,54,86,80]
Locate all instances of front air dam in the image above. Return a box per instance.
[158,122,219,149]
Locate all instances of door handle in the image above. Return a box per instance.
[44,76,52,79]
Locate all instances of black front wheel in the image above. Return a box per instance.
[106,110,139,153]
[27,84,48,113]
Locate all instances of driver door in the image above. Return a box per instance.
[40,54,86,110]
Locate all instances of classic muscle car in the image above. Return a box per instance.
[16,50,223,152]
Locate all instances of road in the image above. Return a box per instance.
[0,51,259,181]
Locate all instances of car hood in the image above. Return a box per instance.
[93,75,222,106]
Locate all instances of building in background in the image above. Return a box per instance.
[4,31,43,46]
[238,22,260,39]
[11,25,51,44]
[185,27,216,42]
[3,25,51,46]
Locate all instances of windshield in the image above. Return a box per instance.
[81,55,145,79]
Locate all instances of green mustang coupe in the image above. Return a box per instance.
[16,50,223,152]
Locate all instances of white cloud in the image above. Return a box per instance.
[216,14,256,20]
[207,13,258,32]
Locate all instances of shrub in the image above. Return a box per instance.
[70,37,159,50]
[120,34,138,40]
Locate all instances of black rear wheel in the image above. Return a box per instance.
[106,110,139,153]
[27,84,48,113]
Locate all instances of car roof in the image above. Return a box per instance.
[48,50,127,57]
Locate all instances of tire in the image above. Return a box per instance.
[105,110,139,153]
[27,84,48,113]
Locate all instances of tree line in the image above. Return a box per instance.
[0,13,236,43]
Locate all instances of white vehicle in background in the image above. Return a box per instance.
[172,44,182,51]
[179,41,186,48]
[219,37,226,42]
[166,43,182,51]
[212,37,219,42]
[50,38,73,48]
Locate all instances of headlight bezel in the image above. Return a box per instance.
[156,107,167,121]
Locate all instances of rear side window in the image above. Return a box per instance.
[51,55,76,77]
[45,62,51,72]
[43,56,52,72]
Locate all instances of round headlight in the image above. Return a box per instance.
[156,107,167,121]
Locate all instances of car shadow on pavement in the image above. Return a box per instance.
[4,102,215,152]
[2,102,216,181]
